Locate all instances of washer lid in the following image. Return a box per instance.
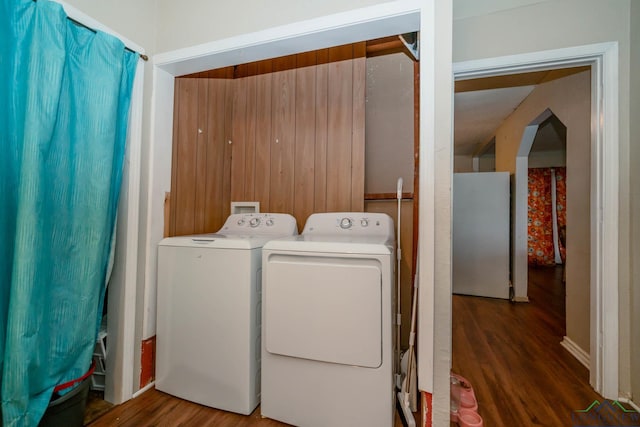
[158,234,275,249]
[159,213,298,249]
[263,234,393,255]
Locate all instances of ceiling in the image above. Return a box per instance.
[454,85,534,156]
[453,67,589,157]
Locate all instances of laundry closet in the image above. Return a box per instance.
[165,37,417,349]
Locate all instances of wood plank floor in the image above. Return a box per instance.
[87,266,629,426]
[87,388,412,426]
[452,266,609,426]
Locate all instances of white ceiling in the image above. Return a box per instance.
[452,67,589,157]
[454,85,534,156]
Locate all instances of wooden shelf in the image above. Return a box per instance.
[364,192,413,201]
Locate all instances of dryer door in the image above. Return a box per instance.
[264,253,382,368]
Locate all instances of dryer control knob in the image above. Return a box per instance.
[266,219,274,226]
[250,217,261,228]
[237,219,245,226]
[361,218,369,227]
[340,217,352,229]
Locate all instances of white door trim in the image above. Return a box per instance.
[453,41,620,399]
[105,60,144,404]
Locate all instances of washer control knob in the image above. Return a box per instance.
[249,217,261,228]
[360,218,369,227]
[265,218,274,226]
[237,219,245,226]
[340,217,352,229]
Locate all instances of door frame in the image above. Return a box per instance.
[147,0,442,397]
[453,41,620,398]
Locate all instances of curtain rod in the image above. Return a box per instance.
[32,0,149,61]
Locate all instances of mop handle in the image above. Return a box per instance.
[396,177,403,376]
[404,249,419,396]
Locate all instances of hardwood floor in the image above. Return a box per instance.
[86,266,629,426]
[452,266,607,426]
[84,390,114,425]
[87,388,412,426]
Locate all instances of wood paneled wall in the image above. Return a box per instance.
[169,43,366,235]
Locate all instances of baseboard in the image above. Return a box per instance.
[512,296,529,302]
[618,397,640,412]
[560,336,590,369]
[132,381,155,399]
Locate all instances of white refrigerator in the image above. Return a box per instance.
[452,172,510,299]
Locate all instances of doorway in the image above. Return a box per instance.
[453,42,620,401]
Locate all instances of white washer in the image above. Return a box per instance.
[155,213,297,415]
[261,212,396,427]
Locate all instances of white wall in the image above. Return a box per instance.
[453,0,550,21]
[61,0,157,50]
[453,154,473,172]
[155,0,392,53]
[494,71,591,351]
[528,150,565,168]
[453,0,633,399]
[365,52,415,193]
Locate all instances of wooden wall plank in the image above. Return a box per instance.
[254,60,273,212]
[244,62,258,200]
[204,78,228,232]
[221,67,234,223]
[230,74,247,202]
[314,49,329,213]
[169,80,181,236]
[326,45,354,212]
[194,78,209,233]
[172,45,367,231]
[351,43,366,211]
[270,56,296,214]
[173,78,198,235]
[293,51,317,230]
[164,192,171,238]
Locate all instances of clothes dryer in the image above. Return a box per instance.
[261,212,395,426]
[156,213,297,415]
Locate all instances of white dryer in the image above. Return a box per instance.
[155,213,297,415]
[261,212,395,427]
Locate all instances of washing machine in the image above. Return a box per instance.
[155,213,297,415]
[261,212,396,427]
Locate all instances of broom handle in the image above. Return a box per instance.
[404,247,419,396]
[396,177,403,376]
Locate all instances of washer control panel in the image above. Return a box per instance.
[220,213,298,235]
[302,212,394,237]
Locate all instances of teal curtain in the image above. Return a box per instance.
[0,0,138,425]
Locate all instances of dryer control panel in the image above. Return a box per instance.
[219,213,298,235]
[302,212,394,238]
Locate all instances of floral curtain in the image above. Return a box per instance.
[527,167,566,266]
[555,168,567,262]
